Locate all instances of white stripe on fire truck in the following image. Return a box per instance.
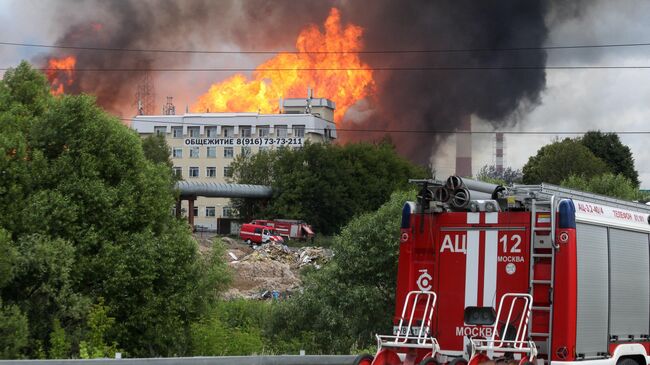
[483,230,498,307]
[467,212,480,224]
[485,212,498,224]
[465,230,480,307]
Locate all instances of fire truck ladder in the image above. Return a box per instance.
[511,183,650,359]
[513,183,650,214]
[527,195,556,359]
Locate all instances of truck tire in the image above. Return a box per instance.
[449,358,468,365]
[353,353,374,365]
[245,239,252,246]
[419,357,438,365]
[618,358,639,365]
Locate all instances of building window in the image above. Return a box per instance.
[293,125,305,137]
[207,146,216,158]
[206,167,216,178]
[190,146,199,158]
[193,206,199,217]
[224,147,234,158]
[258,126,270,137]
[172,148,183,158]
[188,126,200,138]
[206,206,216,217]
[241,146,251,157]
[154,126,166,135]
[276,125,287,138]
[173,166,182,178]
[223,206,235,218]
[240,126,251,137]
[222,127,233,137]
[189,166,199,178]
[205,126,217,137]
[172,126,183,138]
[224,166,233,177]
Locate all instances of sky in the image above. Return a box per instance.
[2,1,650,187]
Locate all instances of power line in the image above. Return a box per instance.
[3,40,650,55]
[124,117,650,135]
[5,65,650,72]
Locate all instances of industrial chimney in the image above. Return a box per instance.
[455,115,472,177]
[495,132,504,174]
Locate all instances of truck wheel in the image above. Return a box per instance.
[618,358,639,365]
[449,358,468,365]
[352,353,374,365]
[245,239,252,246]
[419,357,438,365]
[373,348,401,365]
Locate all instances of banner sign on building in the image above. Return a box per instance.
[184,137,303,147]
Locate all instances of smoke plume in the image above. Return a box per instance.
[339,0,549,165]
[35,0,553,166]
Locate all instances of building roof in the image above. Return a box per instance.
[131,112,337,138]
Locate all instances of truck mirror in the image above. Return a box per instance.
[464,306,496,325]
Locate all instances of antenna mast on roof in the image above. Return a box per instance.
[306,88,313,114]
[162,96,175,115]
[134,72,155,115]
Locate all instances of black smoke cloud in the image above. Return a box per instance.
[38,0,332,116]
[39,0,557,165]
[339,0,549,165]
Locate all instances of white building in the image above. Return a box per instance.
[131,97,337,230]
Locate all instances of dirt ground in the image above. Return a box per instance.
[195,233,332,299]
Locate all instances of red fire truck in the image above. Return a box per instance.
[250,219,315,241]
[359,176,650,365]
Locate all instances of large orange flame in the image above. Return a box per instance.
[193,8,374,123]
[46,56,76,95]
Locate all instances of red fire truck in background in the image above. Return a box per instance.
[359,176,650,365]
[251,219,315,241]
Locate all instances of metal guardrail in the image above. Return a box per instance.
[0,356,357,365]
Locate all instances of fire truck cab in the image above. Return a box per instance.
[361,176,650,365]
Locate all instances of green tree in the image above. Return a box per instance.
[191,300,269,356]
[579,131,639,187]
[142,134,172,167]
[48,319,70,359]
[0,299,28,359]
[269,190,414,353]
[522,138,610,185]
[561,173,640,201]
[78,298,118,359]
[231,141,427,235]
[475,165,523,185]
[0,229,16,288]
[0,62,228,357]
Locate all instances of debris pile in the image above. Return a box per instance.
[296,246,332,269]
[222,242,333,300]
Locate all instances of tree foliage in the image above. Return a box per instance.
[475,165,523,185]
[579,131,639,187]
[561,173,641,201]
[268,190,414,353]
[191,300,269,356]
[0,299,29,359]
[522,138,610,185]
[142,134,172,167]
[230,142,427,235]
[0,62,228,358]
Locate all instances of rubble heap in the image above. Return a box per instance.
[223,242,333,300]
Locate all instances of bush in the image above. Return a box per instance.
[268,190,415,353]
[191,300,271,356]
